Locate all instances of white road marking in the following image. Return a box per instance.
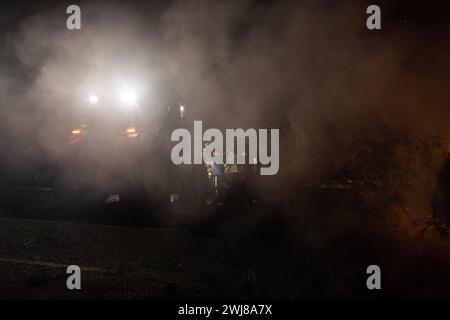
[0,257,111,273]
[0,217,188,233]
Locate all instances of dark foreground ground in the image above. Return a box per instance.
[1,210,450,299]
[0,216,315,299]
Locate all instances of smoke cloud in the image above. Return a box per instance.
[0,0,448,186]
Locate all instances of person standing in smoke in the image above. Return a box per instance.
[203,143,224,203]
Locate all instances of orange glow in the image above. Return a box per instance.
[126,127,139,138]
[71,129,82,135]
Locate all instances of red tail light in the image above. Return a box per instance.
[71,129,82,136]
[126,127,139,138]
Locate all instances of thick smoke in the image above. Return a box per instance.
[0,0,448,185]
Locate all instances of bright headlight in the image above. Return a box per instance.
[119,87,137,106]
[88,94,99,104]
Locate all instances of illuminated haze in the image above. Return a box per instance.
[0,0,448,187]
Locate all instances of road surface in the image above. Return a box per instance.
[0,217,307,299]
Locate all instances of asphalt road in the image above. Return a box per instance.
[0,217,308,299]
